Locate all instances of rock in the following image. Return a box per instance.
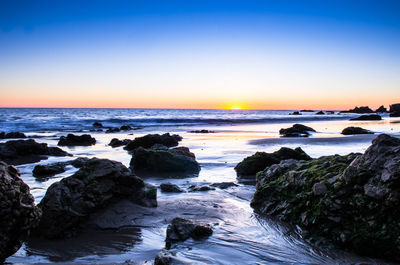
[124,133,182,151]
[154,249,177,265]
[350,114,382,121]
[300,109,314,112]
[105,127,120,133]
[189,130,215,133]
[166,217,212,248]
[69,157,90,168]
[130,147,200,177]
[33,163,66,177]
[109,138,132,148]
[160,183,184,193]
[341,127,373,135]
[1,132,27,139]
[0,161,42,263]
[58,134,96,146]
[289,111,301,115]
[315,111,325,115]
[341,106,374,114]
[312,182,327,195]
[210,182,238,189]
[34,158,157,239]
[390,111,400,117]
[151,144,169,150]
[235,147,311,178]
[93,122,103,128]
[326,111,335,114]
[389,103,400,113]
[375,105,388,113]
[279,124,316,137]
[120,125,132,131]
[0,139,70,165]
[251,134,400,261]
[188,185,215,192]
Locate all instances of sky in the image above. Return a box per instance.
[0,0,399,110]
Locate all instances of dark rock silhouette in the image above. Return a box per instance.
[341,127,373,135]
[58,134,96,146]
[124,133,182,151]
[279,124,316,137]
[350,114,382,121]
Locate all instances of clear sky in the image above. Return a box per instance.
[0,0,399,110]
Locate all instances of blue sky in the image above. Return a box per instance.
[0,0,399,109]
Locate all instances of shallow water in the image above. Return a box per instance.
[2,108,400,264]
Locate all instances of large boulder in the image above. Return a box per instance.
[0,139,69,165]
[279,124,316,137]
[34,158,157,239]
[166,217,212,248]
[0,161,42,263]
[251,134,400,261]
[341,127,373,135]
[235,147,311,179]
[350,114,382,121]
[124,133,182,151]
[130,147,200,177]
[390,111,400,117]
[58,134,96,146]
[341,106,374,114]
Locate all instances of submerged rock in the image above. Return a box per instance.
[251,134,400,261]
[58,134,96,146]
[350,114,382,121]
[166,217,213,248]
[105,127,120,133]
[33,163,66,178]
[120,125,132,131]
[341,106,374,114]
[92,122,103,128]
[34,158,157,239]
[235,147,311,179]
[160,183,184,193]
[0,161,42,263]
[0,139,70,165]
[210,182,238,189]
[109,138,132,148]
[341,127,373,135]
[130,147,200,177]
[279,124,316,137]
[124,133,182,151]
[188,185,215,192]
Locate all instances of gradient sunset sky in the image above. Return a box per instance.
[0,0,399,110]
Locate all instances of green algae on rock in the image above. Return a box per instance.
[251,134,400,261]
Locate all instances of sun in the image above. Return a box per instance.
[230,106,243,110]
[224,103,247,110]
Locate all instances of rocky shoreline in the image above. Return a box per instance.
[1,123,400,263]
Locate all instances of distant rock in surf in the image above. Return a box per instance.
[188,129,215,133]
[279,124,316,137]
[0,161,41,263]
[315,111,325,115]
[341,127,373,135]
[33,163,66,178]
[300,109,314,112]
[124,133,182,151]
[235,147,311,179]
[289,111,301,115]
[389,103,400,113]
[109,138,132,148]
[340,106,374,114]
[34,158,157,239]
[0,132,26,139]
[375,105,388,113]
[58,134,96,146]
[160,183,184,193]
[0,139,70,165]
[92,122,103,128]
[350,114,382,121]
[251,134,400,261]
[130,146,200,177]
